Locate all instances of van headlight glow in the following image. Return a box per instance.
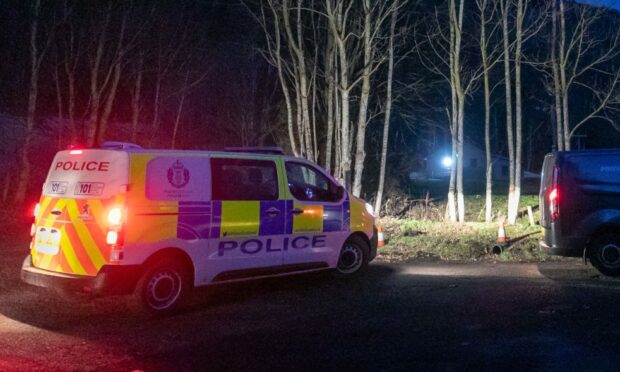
[365,202,375,216]
[107,207,122,226]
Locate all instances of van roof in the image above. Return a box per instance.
[93,141,306,162]
[549,148,620,159]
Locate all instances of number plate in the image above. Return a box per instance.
[74,182,104,196]
[47,181,68,195]
[34,227,61,255]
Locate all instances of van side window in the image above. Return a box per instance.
[211,158,278,201]
[285,162,341,202]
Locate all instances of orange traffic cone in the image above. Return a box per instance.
[377,225,385,247]
[496,220,507,245]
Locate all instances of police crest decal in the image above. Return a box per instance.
[167,160,190,188]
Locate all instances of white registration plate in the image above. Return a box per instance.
[74,182,104,196]
[34,227,61,255]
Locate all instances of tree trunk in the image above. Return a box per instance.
[327,1,351,189]
[53,50,64,150]
[374,0,398,215]
[96,62,122,145]
[172,71,190,149]
[352,0,373,197]
[479,0,493,223]
[501,0,515,223]
[455,0,465,223]
[509,0,524,224]
[15,0,41,204]
[559,0,571,150]
[283,0,313,160]
[267,6,298,156]
[325,39,335,172]
[551,0,564,151]
[131,54,143,143]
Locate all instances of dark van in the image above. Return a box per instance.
[540,150,620,276]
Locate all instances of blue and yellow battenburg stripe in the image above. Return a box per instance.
[176,195,351,240]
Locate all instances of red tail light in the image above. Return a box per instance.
[30,203,40,238]
[107,207,123,226]
[549,167,560,222]
[105,207,125,251]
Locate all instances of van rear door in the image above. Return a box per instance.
[32,149,129,276]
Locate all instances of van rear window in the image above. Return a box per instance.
[541,154,556,190]
[44,150,129,199]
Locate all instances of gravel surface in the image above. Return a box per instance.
[2,244,620,371]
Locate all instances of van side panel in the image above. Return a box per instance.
[123,153,216,286]
[565,153,620,249]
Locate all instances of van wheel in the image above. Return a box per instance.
[335,235,369,276]
[130,257,190,315]
[590,232,620,277]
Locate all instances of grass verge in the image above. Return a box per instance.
[376,195,564,263]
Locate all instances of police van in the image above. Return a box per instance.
[21,142,377,313]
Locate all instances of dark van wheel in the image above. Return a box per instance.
[590,232,620,277]
[335,235,369,276]
[130,257,191,315]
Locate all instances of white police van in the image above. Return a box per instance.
[22,143,378,314]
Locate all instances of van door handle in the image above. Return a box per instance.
[291,208,304,215]
[265,208,280,217]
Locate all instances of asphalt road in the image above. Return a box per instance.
[1,252,620,371]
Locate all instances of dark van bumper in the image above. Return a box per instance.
[539,228,585,257]
[21,256,142,296]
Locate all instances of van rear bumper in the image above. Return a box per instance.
[539,236,585,257]
[21,256,142,296]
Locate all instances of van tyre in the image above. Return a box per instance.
[130,257,191,315]
[335,235,369,276]
[590,231,620,277]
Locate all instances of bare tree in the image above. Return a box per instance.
[326,0,354,185]
[554,0,620,149]
[476,0,502,223]
[15,0,60,204]
[352,0,397,197]
[417,0,475,222]
[374,0,399,215]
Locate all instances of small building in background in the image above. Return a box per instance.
[409,142,540,195]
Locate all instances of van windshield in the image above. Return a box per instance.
[43,149,129,199]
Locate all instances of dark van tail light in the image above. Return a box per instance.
[549,166,560,222]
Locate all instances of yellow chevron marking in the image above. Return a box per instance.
[59,225,86,275]
[65,199,106,269]
[37,196,52,223]
[86,199,107,238]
